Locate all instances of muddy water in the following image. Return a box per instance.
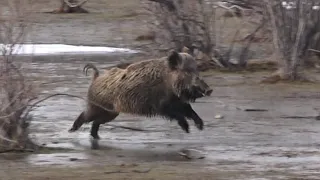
[15,53,320,179]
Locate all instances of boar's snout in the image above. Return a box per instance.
[179,77,213,102]
[197,78,212,97]
[205,89,213,96]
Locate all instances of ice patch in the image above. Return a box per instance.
[0,43,138,55]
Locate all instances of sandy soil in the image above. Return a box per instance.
[1,0,320,180]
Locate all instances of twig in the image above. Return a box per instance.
[216,2,252,11]
[19,93,159,132]
[308,49,320,53]
[0,148,34,154]
[0,135,18,143]
[244,108,268,112]
[240,19,266,42]
[132,168,152,173]
[103,170,125,174]
[280,116,316,119]
[21,93,102,121]
[0,90,25,113]
[238,19,267,66]
[103,168,152,174]
[22,93,88,120]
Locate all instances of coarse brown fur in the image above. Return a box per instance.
[69,51,212,140]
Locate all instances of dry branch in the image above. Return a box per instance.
[0,0,38,152]
[309,49,320,54]
[143,0,265,70]
[22,93,156,133]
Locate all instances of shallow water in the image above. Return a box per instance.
[11,53,320,179]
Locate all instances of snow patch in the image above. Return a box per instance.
[0,43,138,55]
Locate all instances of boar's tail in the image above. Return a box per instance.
[83,63,99,81]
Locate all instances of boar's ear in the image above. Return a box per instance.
[167,50,181,70]
[181,46,190,53]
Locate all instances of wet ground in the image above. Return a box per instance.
[2,53,320,180]
[1,0,320,179]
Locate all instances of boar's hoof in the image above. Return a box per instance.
[68,127,76,133]
[195,122,204,131]
[91,133,100,140]
[178,119,190,133]
[205,89,213,96]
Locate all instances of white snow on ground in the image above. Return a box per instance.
[0,44,138,55]
[210,1,320,11]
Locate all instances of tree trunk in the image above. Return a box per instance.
[261,0,318,83]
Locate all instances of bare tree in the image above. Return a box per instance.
[263,0,320,82]
[143,0,266,71]
[53,0,89,13]
[0,0,38,152]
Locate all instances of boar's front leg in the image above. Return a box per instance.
[169,113,190,133]
[170,99,204,131]
[180,103,204,130]
[160,100,190,133]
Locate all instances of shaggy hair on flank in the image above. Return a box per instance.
[69,50,212,139]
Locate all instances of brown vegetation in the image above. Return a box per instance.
[0,0,39,152]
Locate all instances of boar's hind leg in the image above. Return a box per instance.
[160,102,190,133]
[69,104,104,133]
[68,111,86,132]
[90,111,119,140]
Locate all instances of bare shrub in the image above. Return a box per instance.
[142,0,268,71]
[0,0,38,152]
[263,0,320,82]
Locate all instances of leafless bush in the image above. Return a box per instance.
[143,0,266,70]
[0,0,38,152]
[264,0,320,81]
